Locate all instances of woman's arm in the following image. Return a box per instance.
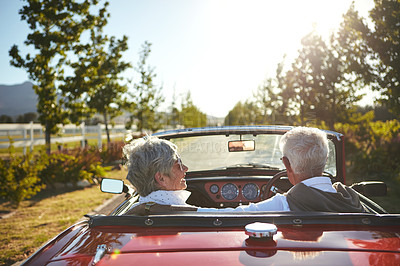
[125,202,198,215]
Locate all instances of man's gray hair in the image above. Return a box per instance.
[123,136,179,196]
[279,127,329,179]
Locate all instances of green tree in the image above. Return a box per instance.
[126,41,164,133]
[357,104,397,122]
[179,92,207,128]
[168,89,180,129]
[342,1,400,116]
[65,19,130,144]
[284,32,322,126]
[224,100,260,126]
[0,115,13,123]
[253,78,276,124]
[16,112,38,123]
[284,30,361,129]
[275,57,298,125]
[9,0,107,153]
[336,6,374,84]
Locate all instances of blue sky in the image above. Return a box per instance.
[0,0,374,117]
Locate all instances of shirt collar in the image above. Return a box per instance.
[300,176,336,193]
[301,176,333,187]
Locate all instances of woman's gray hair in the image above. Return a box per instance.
[279,127,329,179]
[123,136,179,196]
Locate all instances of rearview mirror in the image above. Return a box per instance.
[228,140,255,152]
[101,178,124,194]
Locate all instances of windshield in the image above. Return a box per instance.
[170,134,337,176]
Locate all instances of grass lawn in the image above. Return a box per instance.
[0,169,127,265]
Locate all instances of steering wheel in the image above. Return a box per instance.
[261,170,287,200]
[261,171,337,200]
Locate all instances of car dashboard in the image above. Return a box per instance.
[186,176,293,208]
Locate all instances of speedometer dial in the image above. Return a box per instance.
[242,183,260,200]
[221,183,239,200]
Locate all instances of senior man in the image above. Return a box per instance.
[127,127,367,214]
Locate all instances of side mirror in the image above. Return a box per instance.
[228,140,255,152]
[350,181,387,197]
[101,178,124,194]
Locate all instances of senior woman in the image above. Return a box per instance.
[124,136,194,213]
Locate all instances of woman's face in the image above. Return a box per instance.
[162,157,188,190]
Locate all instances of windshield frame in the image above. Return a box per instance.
[153,126,345,183]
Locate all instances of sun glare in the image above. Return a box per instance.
[179,0,354,116]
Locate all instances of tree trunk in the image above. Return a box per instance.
[45,123,51,154]
[103,112,111,145]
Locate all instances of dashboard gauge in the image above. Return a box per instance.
[210,184,219,194]
[242,183,260,200]
[221,183,239,200]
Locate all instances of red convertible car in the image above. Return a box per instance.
[23,126,400,265]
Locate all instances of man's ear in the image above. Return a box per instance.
[282,156,293,173]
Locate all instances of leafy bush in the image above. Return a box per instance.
[0,141,121,206]
[99,141,125,165]
[335,114,400,183]
[64,147,110,183]
[0,146,44,207]
[39,147,110,187]
[38,151,74,186]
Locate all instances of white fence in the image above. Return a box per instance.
[0,122,132,154]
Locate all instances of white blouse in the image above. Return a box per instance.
[128,190,192,211]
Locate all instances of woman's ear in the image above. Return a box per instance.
[154,172,166,189]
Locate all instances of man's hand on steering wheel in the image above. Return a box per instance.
[261,170,287,200]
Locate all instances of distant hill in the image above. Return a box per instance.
[0,81,225,125]
[0,81,37,116]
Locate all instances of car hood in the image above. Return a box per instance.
[25,219,400,265]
